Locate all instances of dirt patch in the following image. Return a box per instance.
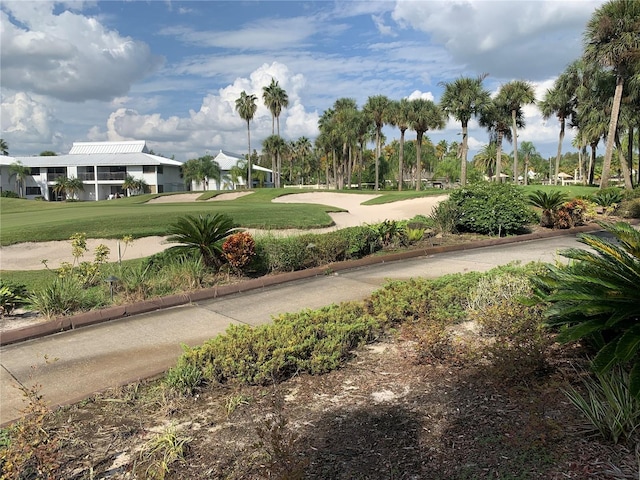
[37,337,637,479]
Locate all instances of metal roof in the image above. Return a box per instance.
[214,150,245,170]
[69,141,149,155]
[3,153,184,167]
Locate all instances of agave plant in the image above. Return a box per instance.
[534,222,640,397]
[166,213,237,269]
[528,190,569,228]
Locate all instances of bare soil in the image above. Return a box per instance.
[31,333,638,479]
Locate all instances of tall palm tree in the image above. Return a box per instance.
[293,136,312,184]
[479,98,519,182]
[0,138,8,156]
[583,0,640,188]
[473,142,498,178]
[496,80,535,183]
[409,99,446,191]
[235,91,258,189]
[9,161,30,197]
[387,98,413,191]
[539,83,576,185]
[262,135,287,187]
[262,79,289,184]
[181,155,221,190]
[439,75,491,186]
[363,95,391,190]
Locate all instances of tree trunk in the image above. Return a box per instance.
[415,132,423,191]
[495,132,503,182]
[398,129,405,191]
[614,131,633,190]
[554,118,565,185]
[588,143,597,185]
[375,128,381,191]
[246,120,252,189]
[461,121,468,186]
[600,74,624,189]
[524,154,529,186]
[511,111,518,183]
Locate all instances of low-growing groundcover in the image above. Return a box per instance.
[2,264,638,479]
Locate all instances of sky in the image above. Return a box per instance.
[0,0,606,162]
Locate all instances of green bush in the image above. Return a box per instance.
[299,232,348,266]
[591,188,624,208]
[176,302,379,386]
[257,235,308,272]
[0,281,27,316]
[29,278,90,319]
[616,198,640,219]
[448,183,536,236]
[534,222,640,397]
[0,191,19,198]
[337,226,381,258]
[565,366,640,444]
[429,200,460,234]
[164,360,204,396]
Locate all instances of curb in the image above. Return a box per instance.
[0,221,630,347]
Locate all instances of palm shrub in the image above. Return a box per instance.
[528,190,569,228]
[0,281,27,316]
[533,222,640,397]
[166,213,237,270]
[591,188,624,210]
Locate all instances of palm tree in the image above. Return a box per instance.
[0,138,8,156]
[65,177,84,199]
[518,141,541,185]
[166,213,237,270]
[583,0,640,188]
[181,155,221,190]
[262,79,289,184]
[479,98,518,182]
[539,68,578,185]
[496,80,535,183]
[473,142,498,178]
[409,99,446,191]
[387,98,413,191]
[293,136,312,184]
[9,161,30,197]
[528,190,569,228]
[363,95,391,190]
[262,135,287,187]
[439,75,491,186]
[235,91,258,189]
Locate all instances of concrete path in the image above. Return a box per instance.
[0,233,586,425]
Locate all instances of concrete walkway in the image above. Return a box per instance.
[0,231,592,425]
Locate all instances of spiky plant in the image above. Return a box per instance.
[534,222,640,397]
[166,213,237,270]
[528,190,569,228]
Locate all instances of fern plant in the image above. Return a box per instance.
[534,222,640,397]
[528,190,569,228]
[166,213,237,270]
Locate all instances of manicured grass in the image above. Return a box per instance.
[519,184,600,199]
[361,189,447,205]
[0,191,342,245]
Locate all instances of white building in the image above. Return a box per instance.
[0,141,184,201]
[190,150,273,191]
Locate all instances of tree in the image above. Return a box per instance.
[262,135,287,187]
[39,151,57,156]
[363,95,391,190]
[473,142,498,178]
[0,138,9,156]
[409,99,445,191]
[9,161,30,197]
[387,98,413,191]
[122,175,149,196]
[479,98,519,182]
[439,75,491,186]
[235,91,258,189]
[53,176,84,200]
[181,155,221,190]
[262,79,289,184]
[518,141,543,185]
[166,213,237,270]
[496,80,535,183]
[583,0,640,188]
[539,68,578,185]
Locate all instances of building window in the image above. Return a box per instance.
[143,165,154,173]
[157,166,163,174]
[47,167,66,181]
[158,185,164,193]
[26,186,41,196]
[30,167,40,175]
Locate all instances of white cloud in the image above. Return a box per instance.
[391,0,605,80]
[372,14,396,37]
[407,90,435,101]
[92,62,318,159]
[0,2,162,102]
[1,92,64,151]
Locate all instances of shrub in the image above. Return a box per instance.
[337,226,381,258]
[534,222,640,397]
[257,235,308,272]
[565,366,640,444]
[166,213,237,270]
[528,190,569,228]
[616,198,640,219]
[29,278,88,318]
[299,232,348,267]
[429,200,460,234]
[591,188,624,208]
[223,231,256,273]
[164,360,204,396]
[449,183,536,236]
[0,190,19,198]
[118,263,153,301]
[177,302,379,386]
[0,281,27,316]
[552,199,595,229]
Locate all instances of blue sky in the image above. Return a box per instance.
[1,0,605,161]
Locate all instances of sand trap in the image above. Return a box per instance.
[208,191,253,201]
[146,193,202,203]
[0,192,447,270]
